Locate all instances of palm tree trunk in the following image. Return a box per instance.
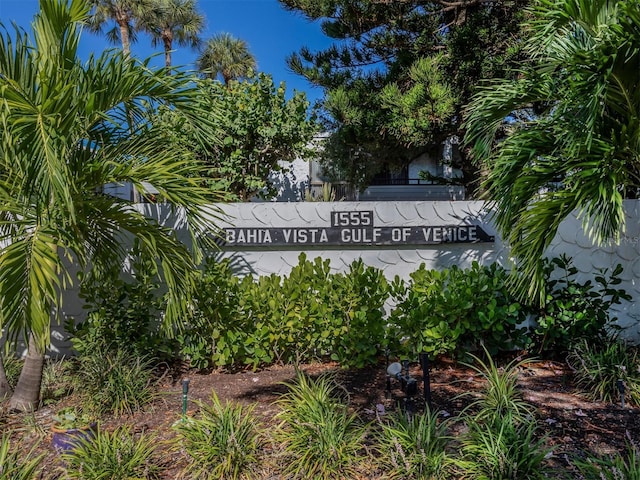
[8,334,44,412]
[0,353,12,400]
[163,33,173,73]
[119,21,131,58]
[164,47,172,71]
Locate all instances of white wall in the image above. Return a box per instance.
[214,201,504,277]
[210,201,640,336]
[408,154,437,181]
[48,200,640,355]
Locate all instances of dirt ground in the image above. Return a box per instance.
[5,357,640,479]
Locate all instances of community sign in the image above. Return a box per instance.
[222,210,494,247]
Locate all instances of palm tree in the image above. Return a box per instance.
[0,0,223,411]
[463,0,640,302]
[197,33,257,84]
[138,0,204,71]
[88,0,151,57]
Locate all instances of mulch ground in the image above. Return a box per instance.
[4,356,640,479]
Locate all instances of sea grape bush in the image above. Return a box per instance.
[176,258,248,368]
[75,252,630,370]
[388,262,529,359]
[182,256,530,368]
[532,254,631,354]
[180,254,389,369]
[252,256,332,365]
[71,244,173,361]
[323,259,389,366]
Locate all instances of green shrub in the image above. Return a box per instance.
[574,442,640,479]
[0,435,43,480]
[71,245,173,361]
[174,392,262,480]
[247,256,330,366]
[389,262,528,358]
[75,346,157,416]
[567,337,640,406]
[176,253,631,371]
[323,259,389,367]
[182,254,388,369]
[61,426,160,479]
[376,408,449,479]
[533,255,630,354]
[273,372,368,480]
[177,257,248,369]
[180,255,321,369]
[238,255,388,368]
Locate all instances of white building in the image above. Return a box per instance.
[271,136,466,202]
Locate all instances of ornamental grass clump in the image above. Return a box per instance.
[456,414,550,480]
[174,392,262,480]
[568,337,640,406]
[273,372,368,480]
[0,435,43,480]
[60,426,160,480]
[375,407,450,479]
[460,350,536,425]
[454,350,551,479]
[0,351,21,389]
[41,358,75,404]
[75,346,157,416]
[574,441,640,479]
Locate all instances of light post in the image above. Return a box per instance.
[182,378,190,420]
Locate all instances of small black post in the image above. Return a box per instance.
[182,378,190,420]
[616,379,626,409]
[420,353,432,410]
[385,351,391,399]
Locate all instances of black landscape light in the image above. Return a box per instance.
[386,359,418,397]
[386,352,433,411]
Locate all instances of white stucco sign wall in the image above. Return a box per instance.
[51,200,640,355]
[209,200,640,336]
[213,201,505,279]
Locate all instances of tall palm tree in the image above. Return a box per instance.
[197,33,257,84]
[138,0,204,71]
[88,0,151,57]
[463,0,640,302]
[0,0,223,411]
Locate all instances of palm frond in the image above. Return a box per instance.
[0,0,224,347]
[463,0,640,303]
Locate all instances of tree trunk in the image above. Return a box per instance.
[163,32,173,73]
[164,47,172,72]
[120,21,131,58]
[0,352,12,400]
[8,334,44,412]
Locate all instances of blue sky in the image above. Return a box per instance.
[0,0,330,103]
